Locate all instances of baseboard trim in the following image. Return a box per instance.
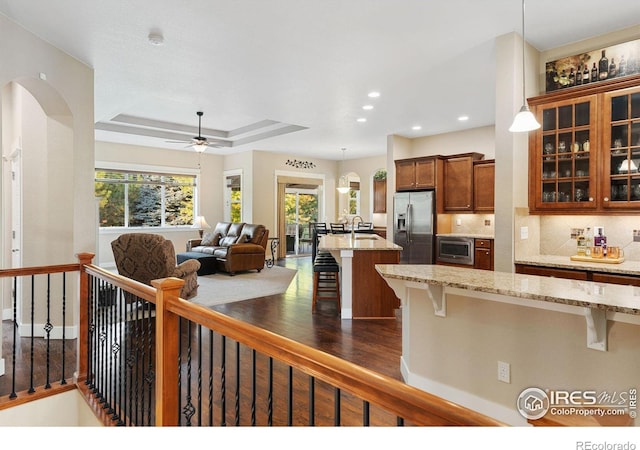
[400,356,529,426]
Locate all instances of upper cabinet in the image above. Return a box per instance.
[528,74,640,214]
[473,159,495,212]
[395,156,441,191]
[442,153,485,212]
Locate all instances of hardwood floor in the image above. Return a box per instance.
[1,255,403,399]
[211,255,403,381]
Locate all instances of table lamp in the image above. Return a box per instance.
[192,216,211,238]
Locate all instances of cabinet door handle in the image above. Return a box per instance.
[604,197,609,202]
[589,197,594,202]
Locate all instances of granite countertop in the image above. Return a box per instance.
[319,233,402,251]
[516,254,640,276]
[436,233,495,239]
[375,263,640,315]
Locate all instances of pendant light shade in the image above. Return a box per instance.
[337,148,350,193]
[509,0,540,133]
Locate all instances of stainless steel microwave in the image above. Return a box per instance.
[436,236,474,266]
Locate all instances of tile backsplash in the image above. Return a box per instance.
[515,208,640,261]
[449,214,495,236]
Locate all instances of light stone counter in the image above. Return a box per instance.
[516,254,640,276]
[318,233,403,251]
[375,263,640,315]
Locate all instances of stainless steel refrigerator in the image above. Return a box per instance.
[393,191,435,264]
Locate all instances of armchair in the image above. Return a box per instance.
[111,233,201,300]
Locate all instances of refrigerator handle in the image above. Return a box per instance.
[406,204,411,242]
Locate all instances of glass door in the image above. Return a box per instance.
[603,86,640,209]
[285,188,318,256]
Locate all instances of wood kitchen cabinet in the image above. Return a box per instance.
[473,159,495,212]
[395,156,441,191]
[373,179,386,213]
[515,263,640,286]
[442,153,484,212]
[474,238,493,271]
[528,74,640,214]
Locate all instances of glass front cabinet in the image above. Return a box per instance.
[602,86,640,209]
[528,75,640,214]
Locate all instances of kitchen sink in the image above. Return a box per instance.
[354,236,378,240]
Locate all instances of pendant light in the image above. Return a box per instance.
[509,0,541,133]
[337,148,350,193]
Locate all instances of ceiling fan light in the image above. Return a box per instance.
[509,104,540,132]
[193,142,208,153]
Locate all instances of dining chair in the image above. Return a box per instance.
[357,222,373,230]
[330,223,346,234]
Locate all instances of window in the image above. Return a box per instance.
[95,169,196,228]
[348,181,360,215]
[226,174,242,222]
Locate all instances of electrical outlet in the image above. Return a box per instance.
[498,361,510,383]
[520,226,528,240]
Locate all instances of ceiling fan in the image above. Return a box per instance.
[166,111,224,152]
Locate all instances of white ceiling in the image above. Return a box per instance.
[1,0,640,160]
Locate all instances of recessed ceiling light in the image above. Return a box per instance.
[362,105,374,110]
[368,91,380,98]
[412,125,422,131]
[458,115,469,121]
[357,118,367,123]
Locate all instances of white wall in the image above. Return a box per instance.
[0,14,94,372]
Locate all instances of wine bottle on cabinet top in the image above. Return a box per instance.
[591,63,598,82]
[609,58,617,78]
[618,55,626,77]
[576,65,583,85]
[599,50,609,80]
[583,64,590,83]
[569,68,575,86]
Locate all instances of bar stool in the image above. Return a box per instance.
[312,253,340,314]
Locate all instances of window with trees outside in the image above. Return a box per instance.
[95,169,197,228]
[348,181,360,215]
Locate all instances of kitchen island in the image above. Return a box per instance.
[375,264,640,426]
[318,233,402,319]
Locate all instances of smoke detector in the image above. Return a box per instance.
[148,32,164,46]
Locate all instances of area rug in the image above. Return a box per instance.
[191,266,297,308]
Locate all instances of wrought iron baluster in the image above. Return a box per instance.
[363,400,370,426]
[10,276,17,399]
[287,366,293,426]
[308,376,315,426]
[220,335,227,426]
[251,349,257,426]
[61,273,67,385]
[268,357,273,426]
[197,324,203,426]
[235,341,240,426]
[29,274,35,393]
[208,330,214,426]
[334,387,341,426]
[45,273,52,389]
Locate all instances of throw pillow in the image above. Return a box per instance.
[201,232,220,247]
[237,234,249,244]
[219,236,238,247]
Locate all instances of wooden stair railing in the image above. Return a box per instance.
[2,254,504,426]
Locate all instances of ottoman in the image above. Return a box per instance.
[177,252,218,276]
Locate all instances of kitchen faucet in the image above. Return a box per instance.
[350,215,364,239]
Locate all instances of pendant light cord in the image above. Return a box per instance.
[521,0,526,103]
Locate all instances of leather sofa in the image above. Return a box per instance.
[186,222,269,275]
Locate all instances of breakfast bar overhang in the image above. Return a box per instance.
[375,264,640,426]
